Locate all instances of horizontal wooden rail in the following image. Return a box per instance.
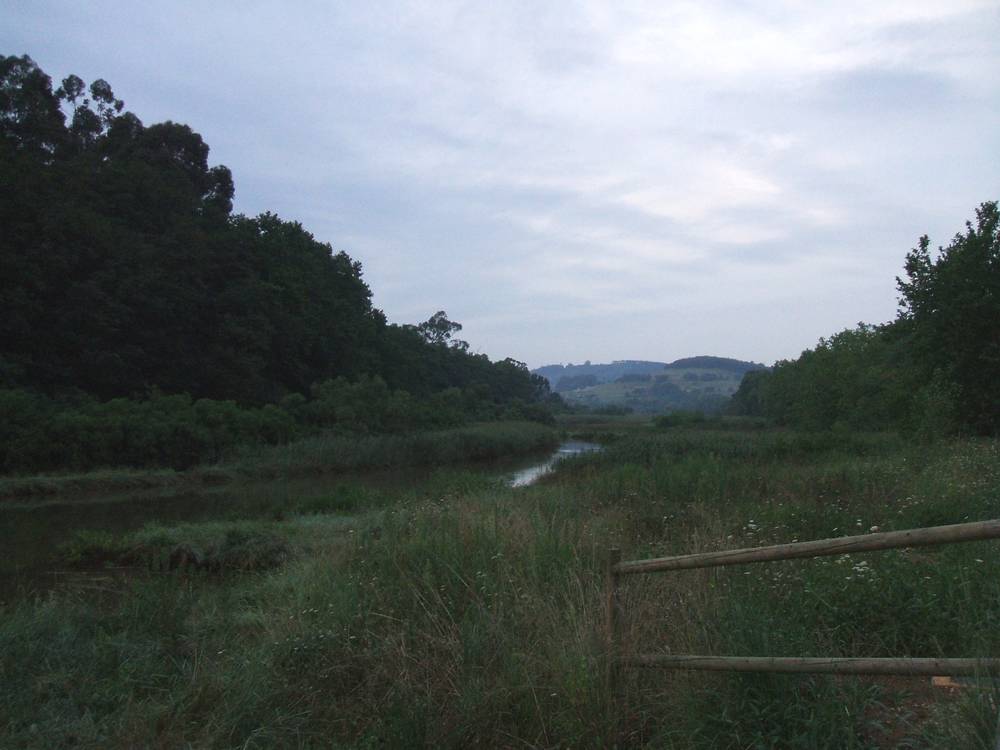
[622,655,1000,676]
[614,519,1000,576]
[607,519,1000,689]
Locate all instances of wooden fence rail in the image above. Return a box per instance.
[614,519,1000,576]
[623,655,999,676]
[606,518,1000,677]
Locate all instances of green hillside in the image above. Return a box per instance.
[536,357,766,413]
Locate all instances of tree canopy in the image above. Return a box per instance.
[897,202,1000,433]
[730,201,999,435]
[0,55,551,432]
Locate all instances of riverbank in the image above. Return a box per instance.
[2,424,997,747]
[0,421,558,502]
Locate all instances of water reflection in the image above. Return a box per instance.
[1,442,603,599]
[508,441,602,487]
[1,468,439,600]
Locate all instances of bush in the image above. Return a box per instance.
[0,389,298,473]
[654,410,707,428]
[0,376,557,475]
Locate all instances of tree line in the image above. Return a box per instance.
[731,202,999,436]
[0,55,555,472]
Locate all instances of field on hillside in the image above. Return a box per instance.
[2,420,999,748]
[561,366,745,413]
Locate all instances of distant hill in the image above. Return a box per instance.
[664,356,766,374]
[534,360,671,391]
[534,356,768,414]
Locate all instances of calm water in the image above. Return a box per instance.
[2,443,599,600]
[507,440,602,487]
[0,475,354,601]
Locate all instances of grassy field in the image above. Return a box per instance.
[2,422,998,747]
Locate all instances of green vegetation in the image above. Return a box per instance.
[0,55,556,477]
[4,53,998,748]
[547,357,765,414]
[3,425,997,747]
[59,522,292,572]
[231,421,558,479]
[0,377,556,476]
[652,409,707,428]
[0,421,557,500]
[536,359,670,387]
[732,202,999,436]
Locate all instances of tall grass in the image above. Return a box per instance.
[232,420,559,478]
[2,426,998,747]
[559,429,1000,747]
[0,421,557,501]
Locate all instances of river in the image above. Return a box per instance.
[0,441,601,601]
[507,440,602,487]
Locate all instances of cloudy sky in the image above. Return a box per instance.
[5,1,999,367]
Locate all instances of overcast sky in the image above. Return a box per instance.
[5,1,999,367]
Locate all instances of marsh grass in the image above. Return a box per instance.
[231,421,559,479]
[0,421,557,501]
[2,426,998,747]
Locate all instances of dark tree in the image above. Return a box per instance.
[416,311,467,349]
[1,55,552,425]
[897,202,1000,433]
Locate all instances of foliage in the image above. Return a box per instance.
[0,377,558,474]
[592,404,635,415]
[664,355,767,374]
[0,55,554,474]
[731,202,999,436]
[555,373,599,392]
[616,373,652,383]
[730,323,920,431]
[563,366,740,415]
[411,310,467,349]
[233,420,558,479]
[897,201,1000,434]
[535,357,764,391]
[0,388,298,472]
[0,421,556,501]
[3,424,997,747]
[58,522,291,572]
[653,410,707,428]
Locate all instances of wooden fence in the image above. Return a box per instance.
[605,519,1000,678]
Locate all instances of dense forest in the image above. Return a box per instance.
[731,202,1000,436]
[0,55,554,473]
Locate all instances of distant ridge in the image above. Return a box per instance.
[533,356,765,389]
[533,356,768,413]
[664,356,767,374]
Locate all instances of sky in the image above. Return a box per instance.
[4,1,999,368]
